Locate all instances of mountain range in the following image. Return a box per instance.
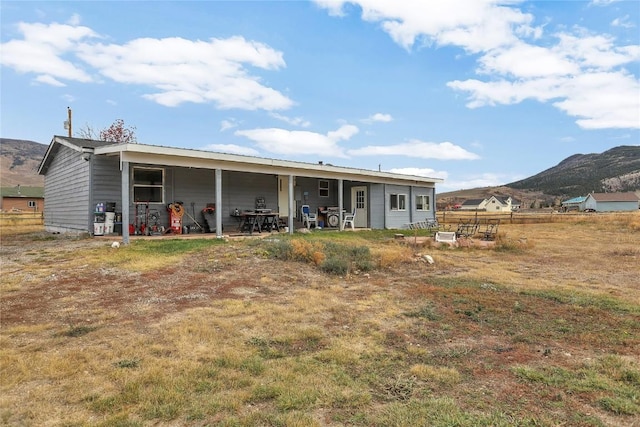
[1,138,639,206]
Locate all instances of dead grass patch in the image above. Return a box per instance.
[1,218,639,426]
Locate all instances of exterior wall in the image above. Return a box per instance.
[122,166,279,233]
[369,184,385,229]
[384,184,412,229]
[222,170,278,230]
[410,186,436,221]
[43,145,90,233]
[585,199,638,212]
[92,156,122,216]
[1,197,43,212]
[294,176,340,219]
[485,197,510,212]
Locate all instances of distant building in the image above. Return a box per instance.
[561,196,587,212]
[459,196,519,212]
[0,186,44,212]
[583,192,639,212]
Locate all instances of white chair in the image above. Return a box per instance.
[342,209,356,230]
[301,205,318,228]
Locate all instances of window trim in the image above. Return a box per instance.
[132,166,165,204]
[390,193,407,211]
[415,195,430,211]
[319,180,330,198]
[28,200,37,208]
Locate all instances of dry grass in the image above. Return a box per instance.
[1,213,639,426]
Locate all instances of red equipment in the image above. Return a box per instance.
[167,202,184,234]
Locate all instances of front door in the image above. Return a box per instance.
[278,175,289,217]
[351,186,367,228]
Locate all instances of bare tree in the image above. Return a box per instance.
[76,123,99,140]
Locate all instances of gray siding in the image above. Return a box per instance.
[222,171,278,230]
[92,156,122,213]
[410,186,436,222]
[294,176,340,218]
[384,184,412,229]
[43,145,90,233]
[586,200,638,212]
[369,184,385,229]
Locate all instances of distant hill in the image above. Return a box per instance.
[0,138,48,187]
[508,145,640,197]
[438,145,640,209]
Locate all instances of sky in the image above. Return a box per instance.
[1,0,639,192]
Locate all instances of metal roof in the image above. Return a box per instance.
[41,136,443,187]
[588,192,639,202]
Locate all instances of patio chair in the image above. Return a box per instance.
[342,209,356,230]
[301,205,318,228]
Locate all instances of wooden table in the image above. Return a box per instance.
[234,212,281,234]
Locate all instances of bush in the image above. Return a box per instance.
[264,238,373,275]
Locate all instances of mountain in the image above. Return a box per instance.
[0,138,48,187]
[437,145,640,208]
[507,145,640,197]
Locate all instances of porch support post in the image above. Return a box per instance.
[338,178,344,231]
[121,160,130,245]
[215,168,222,238]
[288,174,294,234]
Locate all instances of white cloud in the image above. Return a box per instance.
[314,0,538,53]
[202,143,260,156]
[362,112,393,124]
[269,112,311,127]
[235,124,358,157]
[438,173,517,191]
[220,119,239,132]
[590,0,621,6]
[347,139,480,160]
[1,19,293,111]
[34,74,65,87]
[611,15,634,29]
[0,21,97,83]
[388,167,448,180]
[316,1,640,131]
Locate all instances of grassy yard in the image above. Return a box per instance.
[1,213,639,426]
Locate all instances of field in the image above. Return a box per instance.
[1,213,639,426]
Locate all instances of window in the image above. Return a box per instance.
[415,195,430,211]
[319,180,329,197]
[390,194,406,211]
[28,200,37,208]
[133,167,164,203]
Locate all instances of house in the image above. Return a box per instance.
[459,198,486,211]
[484,196,516,212]
[459,196,517,212]
[38,136,443,243]
[561,196,587,212]
[0,185,44,212]
[583,192,639,212]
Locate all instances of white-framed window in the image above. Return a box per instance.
[415,195,430,211]
[28,200,37,208]
[319,180,330,198]
[390,193,406,211]
[133,167,164,203]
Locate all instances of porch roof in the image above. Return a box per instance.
[48,136,443,187]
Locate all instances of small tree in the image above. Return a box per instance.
[99,119,137,143]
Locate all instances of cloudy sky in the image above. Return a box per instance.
[1,0,638,191]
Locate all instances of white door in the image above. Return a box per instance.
[351,186,367,228]
[278,175,289,217]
